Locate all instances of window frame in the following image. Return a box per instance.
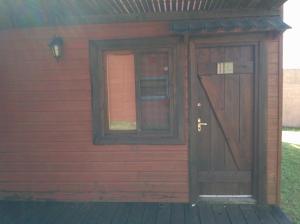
[89,37,184,145]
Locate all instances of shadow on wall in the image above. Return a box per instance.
[283,69,300,128]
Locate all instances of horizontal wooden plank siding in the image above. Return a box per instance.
[0,21,282,204]
[0,22,189,202]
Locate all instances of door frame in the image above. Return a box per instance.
[188,33,268,204]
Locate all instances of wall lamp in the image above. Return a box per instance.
[48,36,64,62]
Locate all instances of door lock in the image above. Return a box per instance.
[197,118,208,132]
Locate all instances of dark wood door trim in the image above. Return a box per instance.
[254,41,268,204]
[188,37,268,204]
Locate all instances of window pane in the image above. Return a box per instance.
[141,100,170,130]
[140,77,168,99]
[139,52,170,131]
[140,52,169,77]
[106,52,137,131]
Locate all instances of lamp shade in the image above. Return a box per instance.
[48,36,64,61]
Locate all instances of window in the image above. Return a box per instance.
[106,52,137,131]
[90,37,184,144]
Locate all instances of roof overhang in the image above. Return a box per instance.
[171,16,290,34]
[0,0,288,29]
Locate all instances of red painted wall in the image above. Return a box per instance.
[0,22,189,202]
[0,22,282,204]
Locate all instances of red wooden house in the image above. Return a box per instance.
[0,0,292,223]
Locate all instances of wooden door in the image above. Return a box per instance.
[190,43,255,202]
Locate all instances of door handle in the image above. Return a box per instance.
[197,118,208,132]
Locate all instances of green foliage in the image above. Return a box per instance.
[282,127,300,132]
[281,142,300,224]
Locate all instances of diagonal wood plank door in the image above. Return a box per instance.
[190,44,255,201]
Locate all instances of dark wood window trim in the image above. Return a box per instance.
[89,37,184,145]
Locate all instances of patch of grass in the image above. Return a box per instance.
[281,142,300,224]
[282,127,300,132]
